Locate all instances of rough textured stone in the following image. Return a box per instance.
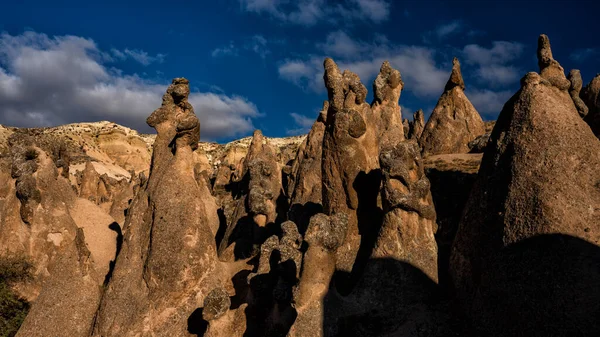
[203,288,231,321]
[371,61,405,147]
[568,69,589,117]
[450,70,600,336]
[408,109,425,140]
[537,34,571,90]
[419,58,485,156]
[287,101,327,233]
[321,58,380,276]
[93,78,221,337]
[582,74,600,137]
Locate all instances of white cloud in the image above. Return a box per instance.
[466,89,513,118]
[123,49,165,66]
[286,112,315,135]
[0,31,261,141]
[278,33,447,97]
[211,42,238,57]
[435,21,463,38]
[463,41,524,87]
[239,0,390,26]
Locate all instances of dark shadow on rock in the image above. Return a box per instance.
[103,222,123,286]
[288,202,323,236]
[325,258,463,337]
[244,250,298,337]
[424,168,477,291]
[334,169,383,296]
[215,208,228,248]
[467,234,600,337]
[187,308,208,336]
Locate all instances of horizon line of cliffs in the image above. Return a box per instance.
[0,34,599,337]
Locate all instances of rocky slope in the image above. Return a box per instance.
[1,34,599,337]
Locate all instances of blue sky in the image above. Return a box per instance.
[0,0,598,142]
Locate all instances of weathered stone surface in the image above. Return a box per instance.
[287,101,327,232]
[419,58,485,156]
[94,78,221,336]
[582,74,600,137]
[450,70,600,336]
[375,140,438,281]
[371,61,405,147]
[321,58,380,277]
[568,69,589,117]
[537,34,570,90]
[408,109,425,140]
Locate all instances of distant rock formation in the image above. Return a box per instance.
[568,69,589,117]
[408,109,425,140]
[582,74,600,137]
[371,60,405,147]
[450,35,600,336]
[419,58,485,156]
[93,78,221,336]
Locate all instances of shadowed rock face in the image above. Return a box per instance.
[93,78,220,337]
[450,36,600,335]
[419,58,485,157]
[321,58,380,276]
[568,69,589,118]
[287,101,327,232]
[582,74,600,137]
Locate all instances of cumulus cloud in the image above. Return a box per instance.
[286,111,316,135]
[239,0,390,26]
[0,31,261,141]
[466,89,513,118]
[278,32,447,97]
[463,41,524,87]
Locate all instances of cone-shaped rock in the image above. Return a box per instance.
[371,61,405,147]
[321,58,380,277]
[419,58,485,156]
[450,66,600,336]
[288,101,327,232]
[582,74,600,137]
[568,69,588,117]
[94,78,221,336]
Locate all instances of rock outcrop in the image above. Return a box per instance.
[582,74,600,137]
[408,109,425,140]
[568,69,588,117]
[287,102,327,232]
[450,35,600,336]
[371,60,405,147]
[93,78,221,336]
[321,58,380,280]
[419,58,485,156]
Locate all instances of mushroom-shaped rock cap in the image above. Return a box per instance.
[444,57,466,92]
[305,213,348,251]
[373,60,403,104]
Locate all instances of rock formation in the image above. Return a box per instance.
[408,109,425,140]
[371,60,405,147]
[582,74,600,137]
[568,69,588,117]
[93,78,221,336]
[321,58,380,280]
[287,101,327,232]
[419,58,485,156]
[450,35,600,336]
